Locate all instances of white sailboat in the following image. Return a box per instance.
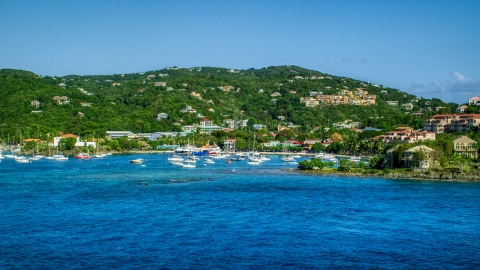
[281,144,295,162]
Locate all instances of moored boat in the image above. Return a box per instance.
[75,153,91,159]
[130,158,144,164]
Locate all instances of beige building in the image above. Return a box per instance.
[423,114,480,134]
[453,136,478,159]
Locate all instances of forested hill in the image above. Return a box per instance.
[0,66,457,138]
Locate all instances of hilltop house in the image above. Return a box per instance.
[468,96,480,106]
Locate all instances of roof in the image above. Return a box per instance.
[405,145,434,153]
[60,134,79,138]
[469,96,480,101]
[453,136,477,144]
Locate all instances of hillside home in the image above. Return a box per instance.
[112,82,121,86]
[271,92,282,97]
[303,139,322,150]
[237,119,249,128]
[31,110,43,114]
[31,100,40,108]
[154,82,167,87]
[223,119,236,129]
[53,134,96,148]
[200,118,213,126]
[180,106,196,114]
[423,114,480,134]
[80,102,92,107]
[157,113,168,120]
[181,125,197,132]
[468,96,480,106]
[53,96,69,105]
[199,125,224,134]
[222,138,236,150]
[190,92,202,99]
[453,136,478,159]
[387,101,398,106]
[374,127,435,144]
[403,145,434,169]
[456,105,468,113]
[106,131,134,139]
[262,140,281,148]
[219,86,234,92]
[401,103,414,110]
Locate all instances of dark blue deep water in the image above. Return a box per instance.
[1,154,479,269]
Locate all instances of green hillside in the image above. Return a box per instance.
[0,66,457,140]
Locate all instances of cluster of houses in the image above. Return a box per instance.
[423,114,480,134]
[300,88,376,107]
[384,136,478,170]
[373,127,436,144]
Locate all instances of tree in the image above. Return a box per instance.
[312,142,325,153]
[369,155,384,169]
[59,137,76,150]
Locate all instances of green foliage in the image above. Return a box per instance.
[59,137,76,150]
[312,142,325,153]
[369,155,384,169]
[0,66,455,141]
[298,158,329,170]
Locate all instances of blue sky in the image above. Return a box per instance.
[1,0,479,104]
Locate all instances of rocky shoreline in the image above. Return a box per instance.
[291,169,480,182]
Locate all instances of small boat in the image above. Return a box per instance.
[225,158,232,163]
[15,157,30,163]
[181,163,196,168]
[260,155,271,161]
[130,158,144,164]
[247,160,260,165]
[168,154,184,163]
[291,154,301,159]
[75,153,91,159]
[281,156,295,162]
[183,158,197,164]
[54,154,68,161]
[204,158,215,164]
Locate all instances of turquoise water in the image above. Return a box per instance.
[1,154,479,269]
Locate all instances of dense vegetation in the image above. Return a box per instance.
[0,66,457,144]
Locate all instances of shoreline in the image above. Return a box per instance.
[290,169,480,182]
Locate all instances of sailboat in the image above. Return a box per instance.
[281,144,295,162]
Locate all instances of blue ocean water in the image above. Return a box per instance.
[0,154,479,269]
